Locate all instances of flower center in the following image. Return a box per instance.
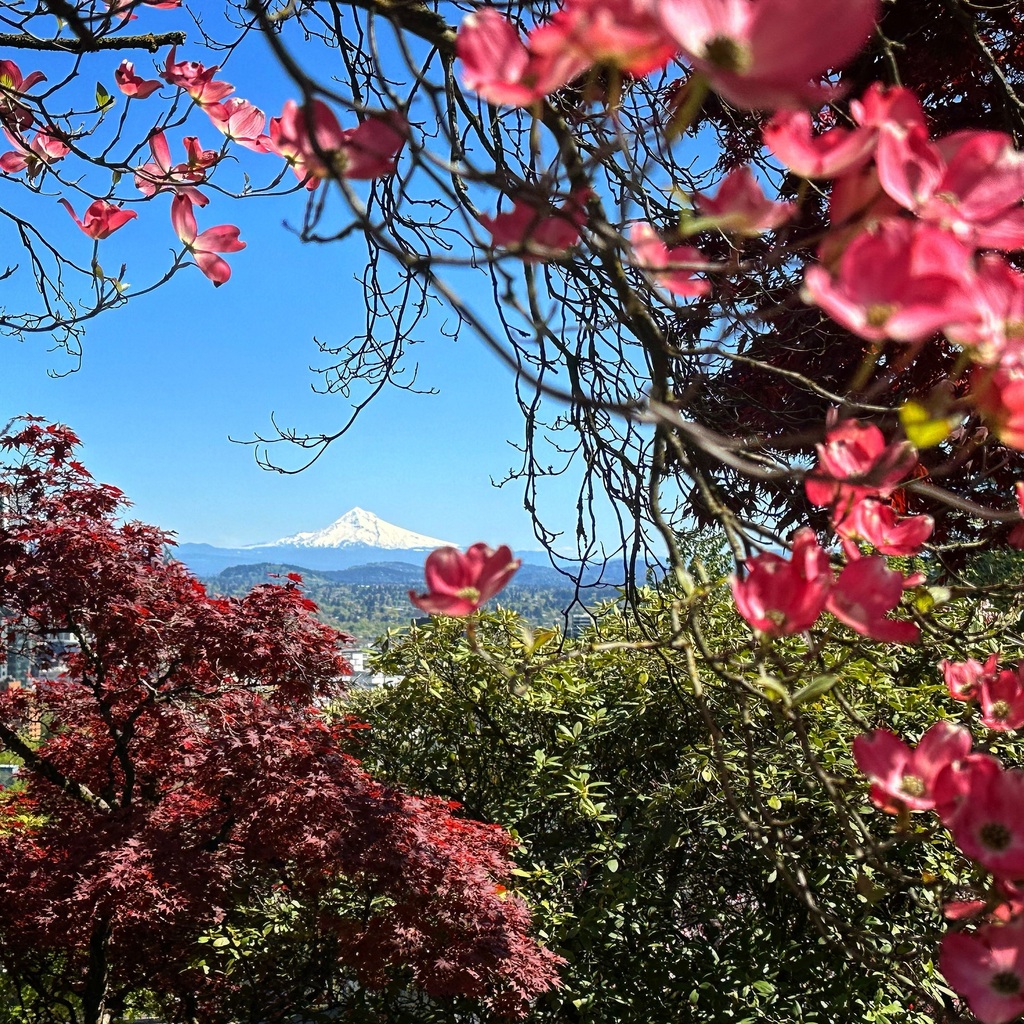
[866,304,896,329]
[992,971,1021,995]
[329,149,349,177]
[702,36,749,74]
[980,821,1012,851]
[991,699,1011,720]
[456,586,481,603]
[900,774,926,798]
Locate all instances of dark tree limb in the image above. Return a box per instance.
[0,30,185,53]
[0,720,112,812]
[341,0,456,54]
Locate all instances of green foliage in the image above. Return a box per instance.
[204,563,584,641]
[340,573,1020,1024]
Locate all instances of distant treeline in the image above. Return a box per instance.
[202,562,600,641]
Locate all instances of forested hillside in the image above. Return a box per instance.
[202,562,601,640]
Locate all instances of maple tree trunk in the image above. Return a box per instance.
[81,916,113,1024]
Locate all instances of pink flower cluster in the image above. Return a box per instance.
[480,189,591,262]
[806,416,934,558]
[269,100,407,188]
[0,61,68,178]
[730,526,921,644]
[629,223,710,298]
[854,721,1024,1023]
[459,0,866,273]
[1,46,408,286]
[732,416,928,644]
[774,84,1024,447]
[625,167,796,292]
[456,0,879,112]
[942,655,1024,731]
[153,55,407,190]
[0,57,46,138]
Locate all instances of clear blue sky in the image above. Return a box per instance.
[0,10,606,553]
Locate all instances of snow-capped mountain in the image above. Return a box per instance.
[254,507,455,550]
[174,508,460,576]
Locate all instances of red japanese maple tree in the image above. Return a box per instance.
[0,417,561,1024]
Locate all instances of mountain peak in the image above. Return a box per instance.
[255,508,455,550]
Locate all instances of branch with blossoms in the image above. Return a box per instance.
[0,6,409,352]
[8,1,1024,1018]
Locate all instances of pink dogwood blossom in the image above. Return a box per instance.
[457,0,675,109]
[456,8,572,108]
[270,100,340,186]
[941,922,1024,1024]
[0,58,45,95]
[270,101,406,186]
[783,86,926,252]
[528,0,678,81]
[206,97,273,153]
[825,555,921,644]
[940,757,1024,880]
[0,58,45,130]
[973,368,1024,450]
[162,47,234,107]
[834,498,933,556]
[934,751,1004,824]
[803,219,976,343]
[103,0,181,22]
[134,131,213,206]
[946,255,1024,368]
[482,190,589,261]
[409,544,521,617]
[691,166,794,235]
[853,721,972,814]
[170,194,245,287]
[848,82,927,132]
[980,668,1024,731]
[805,417,917,511]
[763,110,876,180]
[943,654,1000,702]
[877,127,1024,250]
[629,223,710,298]
[658,0,880,111]
[769,84,922,182]
[114,60,162,99]
[730,528,833,636]
[58,199,137,240]
[0,125,69,175]
[336,111,407,179]
[180,136,219,172]
[817,163,903,262]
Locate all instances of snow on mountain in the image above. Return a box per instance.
[253,507,455,550]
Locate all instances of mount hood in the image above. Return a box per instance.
[254,507,454,550]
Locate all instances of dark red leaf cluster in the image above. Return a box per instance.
[0,417,561,1022]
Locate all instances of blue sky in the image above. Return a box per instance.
[0,10,603,553]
